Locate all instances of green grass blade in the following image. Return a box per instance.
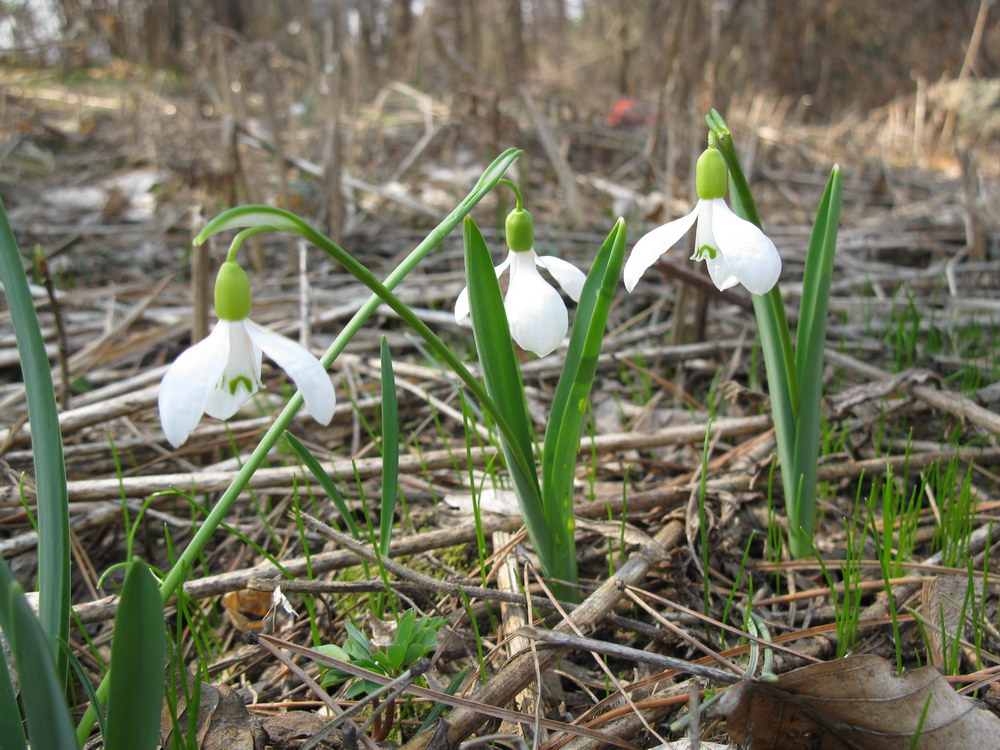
[541,218,626,594]
[789,166,842,556]
[378,336,399,558]
[0,200,70,681]
[462,217,549,566]
[284,432,362,540]
[104,560,166,750]
[0,559,77,750]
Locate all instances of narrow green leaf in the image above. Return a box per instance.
[710,121,798,414]
[789,166,843,556]
[0,559,76,750]
[0,630,27,750]
[104,560,166,750]
[541,218,626,595]
[378,336,399,558]
[285,432,362,540]
[462,217,549,566]
[0,200,70,681]
[417,666,468,733]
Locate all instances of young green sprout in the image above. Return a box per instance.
[455,201,586,357]
[624,147,781,296]
[157,258,335,447]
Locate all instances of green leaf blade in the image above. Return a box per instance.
[0,200,70,682]
[104,560,166,750]
[541,219,626,594]
[0,561,76,750]
[378,337,400,559]
[462,217,549,567]
[285,432,362,540]
[789,165,843,556]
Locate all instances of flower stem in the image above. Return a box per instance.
[497,178,523,210]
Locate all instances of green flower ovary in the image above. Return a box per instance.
[214,262,252,320]
[505,207,534,253]
[695,148,727,201]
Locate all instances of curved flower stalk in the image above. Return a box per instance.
[624,148,781,296]
[158,260,334,447]
[455,204,586,357]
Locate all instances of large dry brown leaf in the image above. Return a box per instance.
[160,674,265,750]
[709,654,1000,749]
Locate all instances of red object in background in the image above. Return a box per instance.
[607,98,651,128]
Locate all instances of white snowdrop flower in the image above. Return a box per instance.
[624,148,781,296]
[454,206,586,358]
[158,261,335,447]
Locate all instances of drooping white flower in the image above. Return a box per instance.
[454,249,586,357]
[158,262,335,447]
[454,206,586,357]
[624,148,781,296]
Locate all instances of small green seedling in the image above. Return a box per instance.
[316,610,447,697]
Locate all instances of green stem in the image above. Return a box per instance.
[226,225,275,263]
[497,178,523,210]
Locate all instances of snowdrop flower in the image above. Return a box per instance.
[624,148,781,296]
[454,206,586,357]
[158,261,335,447]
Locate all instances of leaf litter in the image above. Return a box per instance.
[1,58,999,750]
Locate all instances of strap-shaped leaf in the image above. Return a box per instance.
[462,217,549,567]
[541,219,626,594]
[0,643,25,750]
[0,558,26,750]
[790,166,842,555]
[379,336,399,558]
[285,431,362,540]
[0,559,76,750]
[104,559,166,750]
[0,200,69,682]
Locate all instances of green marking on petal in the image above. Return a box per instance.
[228,375,254,395]
[695,244,718,261]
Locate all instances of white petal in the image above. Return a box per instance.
[535,254,587,301]
[623,204,701,291]
[696,199,739,291]
[158,322,231,447]
[204,320,261,420]
[710,199,782,295]
[454,287,471,325]
[246,320,336,425]
[504,251,567,357]
[454,255,511,326]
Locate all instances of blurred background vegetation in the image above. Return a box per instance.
[1,0,997,246]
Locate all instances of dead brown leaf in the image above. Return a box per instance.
[222,588,273,632]
[260,711,338,749]
[160,674,266,750]
[710,654,1000,749]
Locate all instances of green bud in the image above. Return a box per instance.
[695,148,727,200]
[214,261,251,320]
[505,207,534,253]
